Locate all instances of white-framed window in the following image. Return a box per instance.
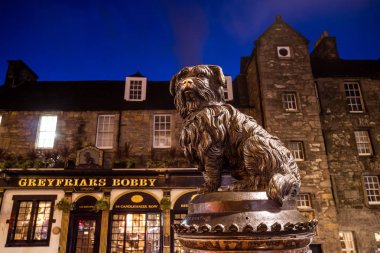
[344,82,364,112]
[282,92,298,111]
[339,231,357,253]
[0,115,2,125]
[96,115,115,149]
[223,76,233,101]
[277,46,291,59]
[35,115,57,149]
[124,76,147,101]
[363,176,380,205]
[153,114,171,148]
[288,141,304,161]
[296,193,311,209]
[354,131,373,156]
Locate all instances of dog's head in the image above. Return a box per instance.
[170,65,226,118]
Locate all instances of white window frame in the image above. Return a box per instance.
[282,92,298,112]
[344,82,364,113]
[153,114,172,148]
[288,141,304,161]
[96,115,115,149]
[223,76,233,101]
[124,77,147,101]
[296,193,311,209]
[363,176,380,205]
[354,131,373,156]
[277,46,292,59]
[339,231,357,253]
[35,115,57,149]
[0,115,2,125]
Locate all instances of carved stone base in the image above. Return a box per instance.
[174,192,316,252]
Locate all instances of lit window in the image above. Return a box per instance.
[288,141,304,161]
[35,115,57,149]
[354,131,372,156]
[277,46,291,58]
[339,231,357,253]
[282,93,298,111]
[124,77,147,101]
[223,76,233,101]
[6,195,56,247]
[173,212,187,253]
[374,232,380,252]
[153,115,171,148]
[296,194,311,208]
[363,176,380,205]
[110,213,161,253]
[0,115,2,125]
[344,82,364,112]
[96,115,115,149]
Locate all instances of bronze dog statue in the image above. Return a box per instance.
[170,65,300,205]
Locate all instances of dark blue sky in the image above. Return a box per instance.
[1,0,380,82]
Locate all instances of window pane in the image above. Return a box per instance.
[96,115,115,149]
[296,194,311,208]
[282,93,297,111]
[288,141,304,161]
[36,116,57,149]
[33,201,52,240]
[339,231,357,253]
[14,201,33,240]
[354,131,372,156]
[363,176,380,204]
[153,115,171,148]
[344,82,364,112]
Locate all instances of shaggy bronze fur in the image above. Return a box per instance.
[170,65,300,205]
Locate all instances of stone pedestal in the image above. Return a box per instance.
[174,192,316,253]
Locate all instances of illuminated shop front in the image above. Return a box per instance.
[0,169,204,253]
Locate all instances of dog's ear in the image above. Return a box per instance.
[169,73,178,96]
[208,65,226,88]
[170,67,191,96]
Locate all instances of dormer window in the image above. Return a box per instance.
[277,46,291,59]
[124,75,147,101]
[223,76,233,101]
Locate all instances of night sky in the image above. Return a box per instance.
[1,0,380,82]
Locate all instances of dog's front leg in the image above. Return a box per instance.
[198,147,223,194]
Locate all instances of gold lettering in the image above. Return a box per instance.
[88,179,98,186]
[112,179,120,186]
[37,179,46,187]
[149,205,158,208]
[98,178,106,186]
[47,179,55,186]
[56,179,64,186]
[148,179,157,186]
[74,178,79,186]
[121,179,130,186]
[130,179,139,186]
[79,179,88,186]
[139,179,148,186]
[64,179,74,186]
[18,178,27,187]
[28,179,37,187]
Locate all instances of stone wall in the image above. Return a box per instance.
[318,77,380,252]
[245,19,341,251]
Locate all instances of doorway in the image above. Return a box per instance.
[67,213,101,253]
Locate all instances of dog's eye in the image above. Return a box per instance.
[196,73,206,78]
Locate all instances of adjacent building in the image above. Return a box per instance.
[0,16,379,253]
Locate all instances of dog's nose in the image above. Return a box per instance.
[182,78,193,88]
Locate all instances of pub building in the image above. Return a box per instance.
[1,17,380,253]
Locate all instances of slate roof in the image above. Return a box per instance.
[311,59,380,79]
[0,80,175,111]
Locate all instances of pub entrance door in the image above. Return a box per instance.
[66,195,102,253]
[67,213,101,253]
